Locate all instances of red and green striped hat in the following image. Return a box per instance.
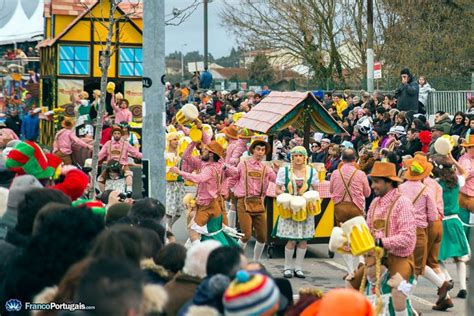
[72,199,107,217]
[5,141,62,179]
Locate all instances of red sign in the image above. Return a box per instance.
[374,62,382,79]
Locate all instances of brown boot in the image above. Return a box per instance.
[436,281,453,305]
[432,298,454,311]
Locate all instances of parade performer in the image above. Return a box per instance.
[350,162,417,316]
[169,139,241,247]
[226,136,276,260]
[399,154,448,305]
[458,134,474,240]
[98,125,142,194]
[422,173,451,303]
[223,125,253,228]
[330,148,371,277]
[112,98,133,124]
[75,91,93,135]
[274,146,319,279]
[359,250,417,316]
[431,155,469,310]
[53,118,92,165]
[165,132,186,231]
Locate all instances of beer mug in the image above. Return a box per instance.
[318,166,327,182]
[176,103,199,125]
[341,216,375,256]
[303,190,321,216]
[329,227,350,254]
[276,193,292,219]
[165,153,178,181]
[290,196,307,222]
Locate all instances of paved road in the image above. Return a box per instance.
[171,217,468,315]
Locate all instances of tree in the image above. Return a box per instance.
[220,0,346,86]
[215,47,244,67]
[248,53,274,83]
[379,0,473,80]
[221,0,473,90]
[82,0,140,198]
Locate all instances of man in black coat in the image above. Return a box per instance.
[397,128,422,157]
[395,68,419,115]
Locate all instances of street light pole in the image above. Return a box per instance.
[203,0,208,69]
[367,0,374,93]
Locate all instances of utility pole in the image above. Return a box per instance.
[366,0,374,93]
[142,0,166,203]
[203,0,209,69]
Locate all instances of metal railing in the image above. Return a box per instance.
[0,57,40,73]
[426,91,470,115]
[332,90,471,115]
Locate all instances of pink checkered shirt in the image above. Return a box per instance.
[367,188,416,257]
[399,180,438,228]
[315,181,331,199]
[112,103,133,124]
[179,161,223,206]
[459,153,474,197]
[227,157,276,198]
[181,141,232,204]
[422,177,444,219]
[98,138,142,165]
[53,128,89,155]
[226,138,248,166]
[329,164,371,211]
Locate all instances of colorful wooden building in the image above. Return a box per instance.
[38,0,143,145]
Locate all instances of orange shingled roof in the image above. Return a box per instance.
[44,0,143,18]
[237,91,309,133]
[38,0,142,49]
[236,91,347,135]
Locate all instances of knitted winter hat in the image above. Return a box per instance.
[72,199,106,217]
[223,270,280,316]
[5,141,62,179]
[0,175,42,239]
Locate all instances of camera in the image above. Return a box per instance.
[118,192,132,201]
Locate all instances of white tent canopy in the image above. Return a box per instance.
[0,0,44,45]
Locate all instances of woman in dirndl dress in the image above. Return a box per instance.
[165,132,186,231]
[274,146,319,279]
[432,154,470,306]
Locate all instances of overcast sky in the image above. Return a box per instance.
[165,0,237,58]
